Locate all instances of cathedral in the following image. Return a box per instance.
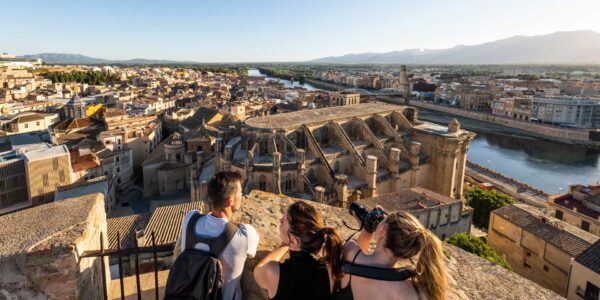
[191,102,475,207]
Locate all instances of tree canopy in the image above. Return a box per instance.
[446,233,511,270]
[44,70,119,85]
[467,187,515,230]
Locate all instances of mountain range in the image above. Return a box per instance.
[310,30,600,64]
[17,30,600,65]
[17,53,197,65]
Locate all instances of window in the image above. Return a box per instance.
[36,121,40,126]
[555,210,563,220]
[24,124,28,128]
[258,175,267,191]
[582,220,591,232]
[285,175,293,192]
[116,156,120,162]
[523,262,531,269]
[117,167,120,173]
[586,282,600,300]
[526,252,531,257]
[543,265,549,272]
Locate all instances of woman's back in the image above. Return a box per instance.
[272,250,331,300]
[346,276,424,300]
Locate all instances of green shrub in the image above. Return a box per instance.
[446,233,511,270]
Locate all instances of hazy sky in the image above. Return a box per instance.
[3,0,600,62]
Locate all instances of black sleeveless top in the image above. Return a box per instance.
[271,250,331,300]
[333,250,422,300]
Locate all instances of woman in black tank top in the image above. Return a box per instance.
[333,211,448,300]
[254,201,343,300]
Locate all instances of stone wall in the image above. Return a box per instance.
[0,193,108,300]
[410,101,592,144]
[236,191,563,300]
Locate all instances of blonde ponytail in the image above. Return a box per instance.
[414,229,447,300]
[384,212,448,300]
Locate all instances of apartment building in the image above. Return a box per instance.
[531,97,600,128]
[488,204,598,296]
[23,144,73,205]
[548,184,600,237]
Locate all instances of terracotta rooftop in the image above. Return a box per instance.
[552,194,600,219]
[107,213,151,249]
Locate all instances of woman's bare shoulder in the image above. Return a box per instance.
[342,241,360,261]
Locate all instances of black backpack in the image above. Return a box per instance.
[164,212,238,300]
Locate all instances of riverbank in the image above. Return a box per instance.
[465,161,549,208]
[410,100,600,148]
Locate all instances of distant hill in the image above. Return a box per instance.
[311,30,600,64]
[17,53,196,65]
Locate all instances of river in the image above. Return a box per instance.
[248,69,600,194]
[248,69,317,90]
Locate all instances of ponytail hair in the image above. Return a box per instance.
[320,227,343,278]
[384,212,447,300]
[286,201,344,278]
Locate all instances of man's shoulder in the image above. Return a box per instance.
[236,223,258,239]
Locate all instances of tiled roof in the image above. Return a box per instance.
[493,205,593,257]
[143,202,204,246]
[552,194,600,219]
[107,212,151,249]
[575,240,600,274]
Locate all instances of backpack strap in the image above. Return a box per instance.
[185,211,204,251]
[191,221,239,257]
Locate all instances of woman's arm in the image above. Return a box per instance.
[253,246,289,298]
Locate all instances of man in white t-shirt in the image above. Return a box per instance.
[174,171,259,300]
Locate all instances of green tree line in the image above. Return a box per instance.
[44,71,119,85]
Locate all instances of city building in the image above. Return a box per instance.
[3,112,60,134]
[142,122,220,198]
[329,92,360,107]
[567,240,600,300]
[488,204,598,296]
[359,186,473,240]
[55,176,116,214]
[491,97,532,120]
[548,184,600,236]
[531,97,600,128]
[459,88,495,111]
[61,94,88,120]
[192,103,475,206]
[23,144,73,205]
[101,110,162,170]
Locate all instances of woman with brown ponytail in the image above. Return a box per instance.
[254,201,343,300]
[334,210,448,300]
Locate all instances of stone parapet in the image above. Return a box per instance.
[0,193,108,300]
